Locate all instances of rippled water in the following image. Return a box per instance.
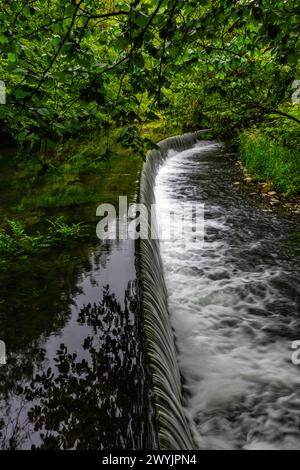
[155,141,300,450]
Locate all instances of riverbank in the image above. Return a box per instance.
[0,122,176,266]
[238,110,300,211]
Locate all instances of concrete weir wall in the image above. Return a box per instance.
[138,130,210,450]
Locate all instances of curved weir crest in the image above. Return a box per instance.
[138,131,209,450]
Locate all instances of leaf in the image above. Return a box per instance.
[7,52,17,62]
[37,108,51,117]
[23,5,32,17]
[10,67,28,75]
[133,53,144,68]
[14,88,31,99]
[116,2,130,12]
[287,54,298,66]
[132,9,149,28]
[0,35,8,45]
[0,107,6,119]
[53,122,67,130]
[113,36,130,51]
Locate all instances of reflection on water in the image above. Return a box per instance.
[0,240,154,449]
[156,142,300,450]
[0,134,153,450]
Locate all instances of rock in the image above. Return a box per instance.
[234,182,240,186]
[270,198,280,206]
[268,191,277,197]
[244,177,253,184]
[261,184,272,193]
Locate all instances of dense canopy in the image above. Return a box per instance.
[0,0,299,145]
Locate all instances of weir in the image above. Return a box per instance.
[150,138,300,450]
[138,130,210,450]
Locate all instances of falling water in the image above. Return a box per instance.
[138,131,209,449]
[154,140,300,450]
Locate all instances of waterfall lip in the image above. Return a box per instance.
[137,129,212,450]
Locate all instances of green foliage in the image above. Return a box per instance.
[0,0,299,200]
[0,220,47,257]
[1,0,299,146]
[240,130,300,195]
[0,123,170,268]
[256,108,300,151]
[0,217,86,266]
[47,216,84,239]
[4,125,163,212]
[0,0,169,144]
[117,125,158,159]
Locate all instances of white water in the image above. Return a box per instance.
[155,142,300,450]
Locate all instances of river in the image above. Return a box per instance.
[155,140,300,450]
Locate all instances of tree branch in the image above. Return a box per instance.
[157,0,180,101]
[259,106,300,125]
[21,16,73,38]
[20,1,84,109]
[78,8,129,19]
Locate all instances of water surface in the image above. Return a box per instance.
[156,141,300,450]
[0,138,153,450]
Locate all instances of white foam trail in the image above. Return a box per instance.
[155,142,300,450]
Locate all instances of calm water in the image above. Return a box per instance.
[156,141,300,450]
[0,239,155,449]
[0,141,154,450]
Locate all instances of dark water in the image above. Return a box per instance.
[0,142,155,449]
[156,142,300,450]
[3,136,300,450]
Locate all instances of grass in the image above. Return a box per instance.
[240,130,300,195]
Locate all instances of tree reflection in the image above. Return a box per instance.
[24,282,152,450]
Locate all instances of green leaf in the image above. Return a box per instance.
[113,36,130,50]
[132,9,149,28]
[116,2,130,12]
[0,35,8,45]
[7,52,17,63]
[37,108,51,117]
[53,122,67,130]
[10,67,28,75]
[14,88,31,99]
[23,5,32,17]
[287,54,298,66]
